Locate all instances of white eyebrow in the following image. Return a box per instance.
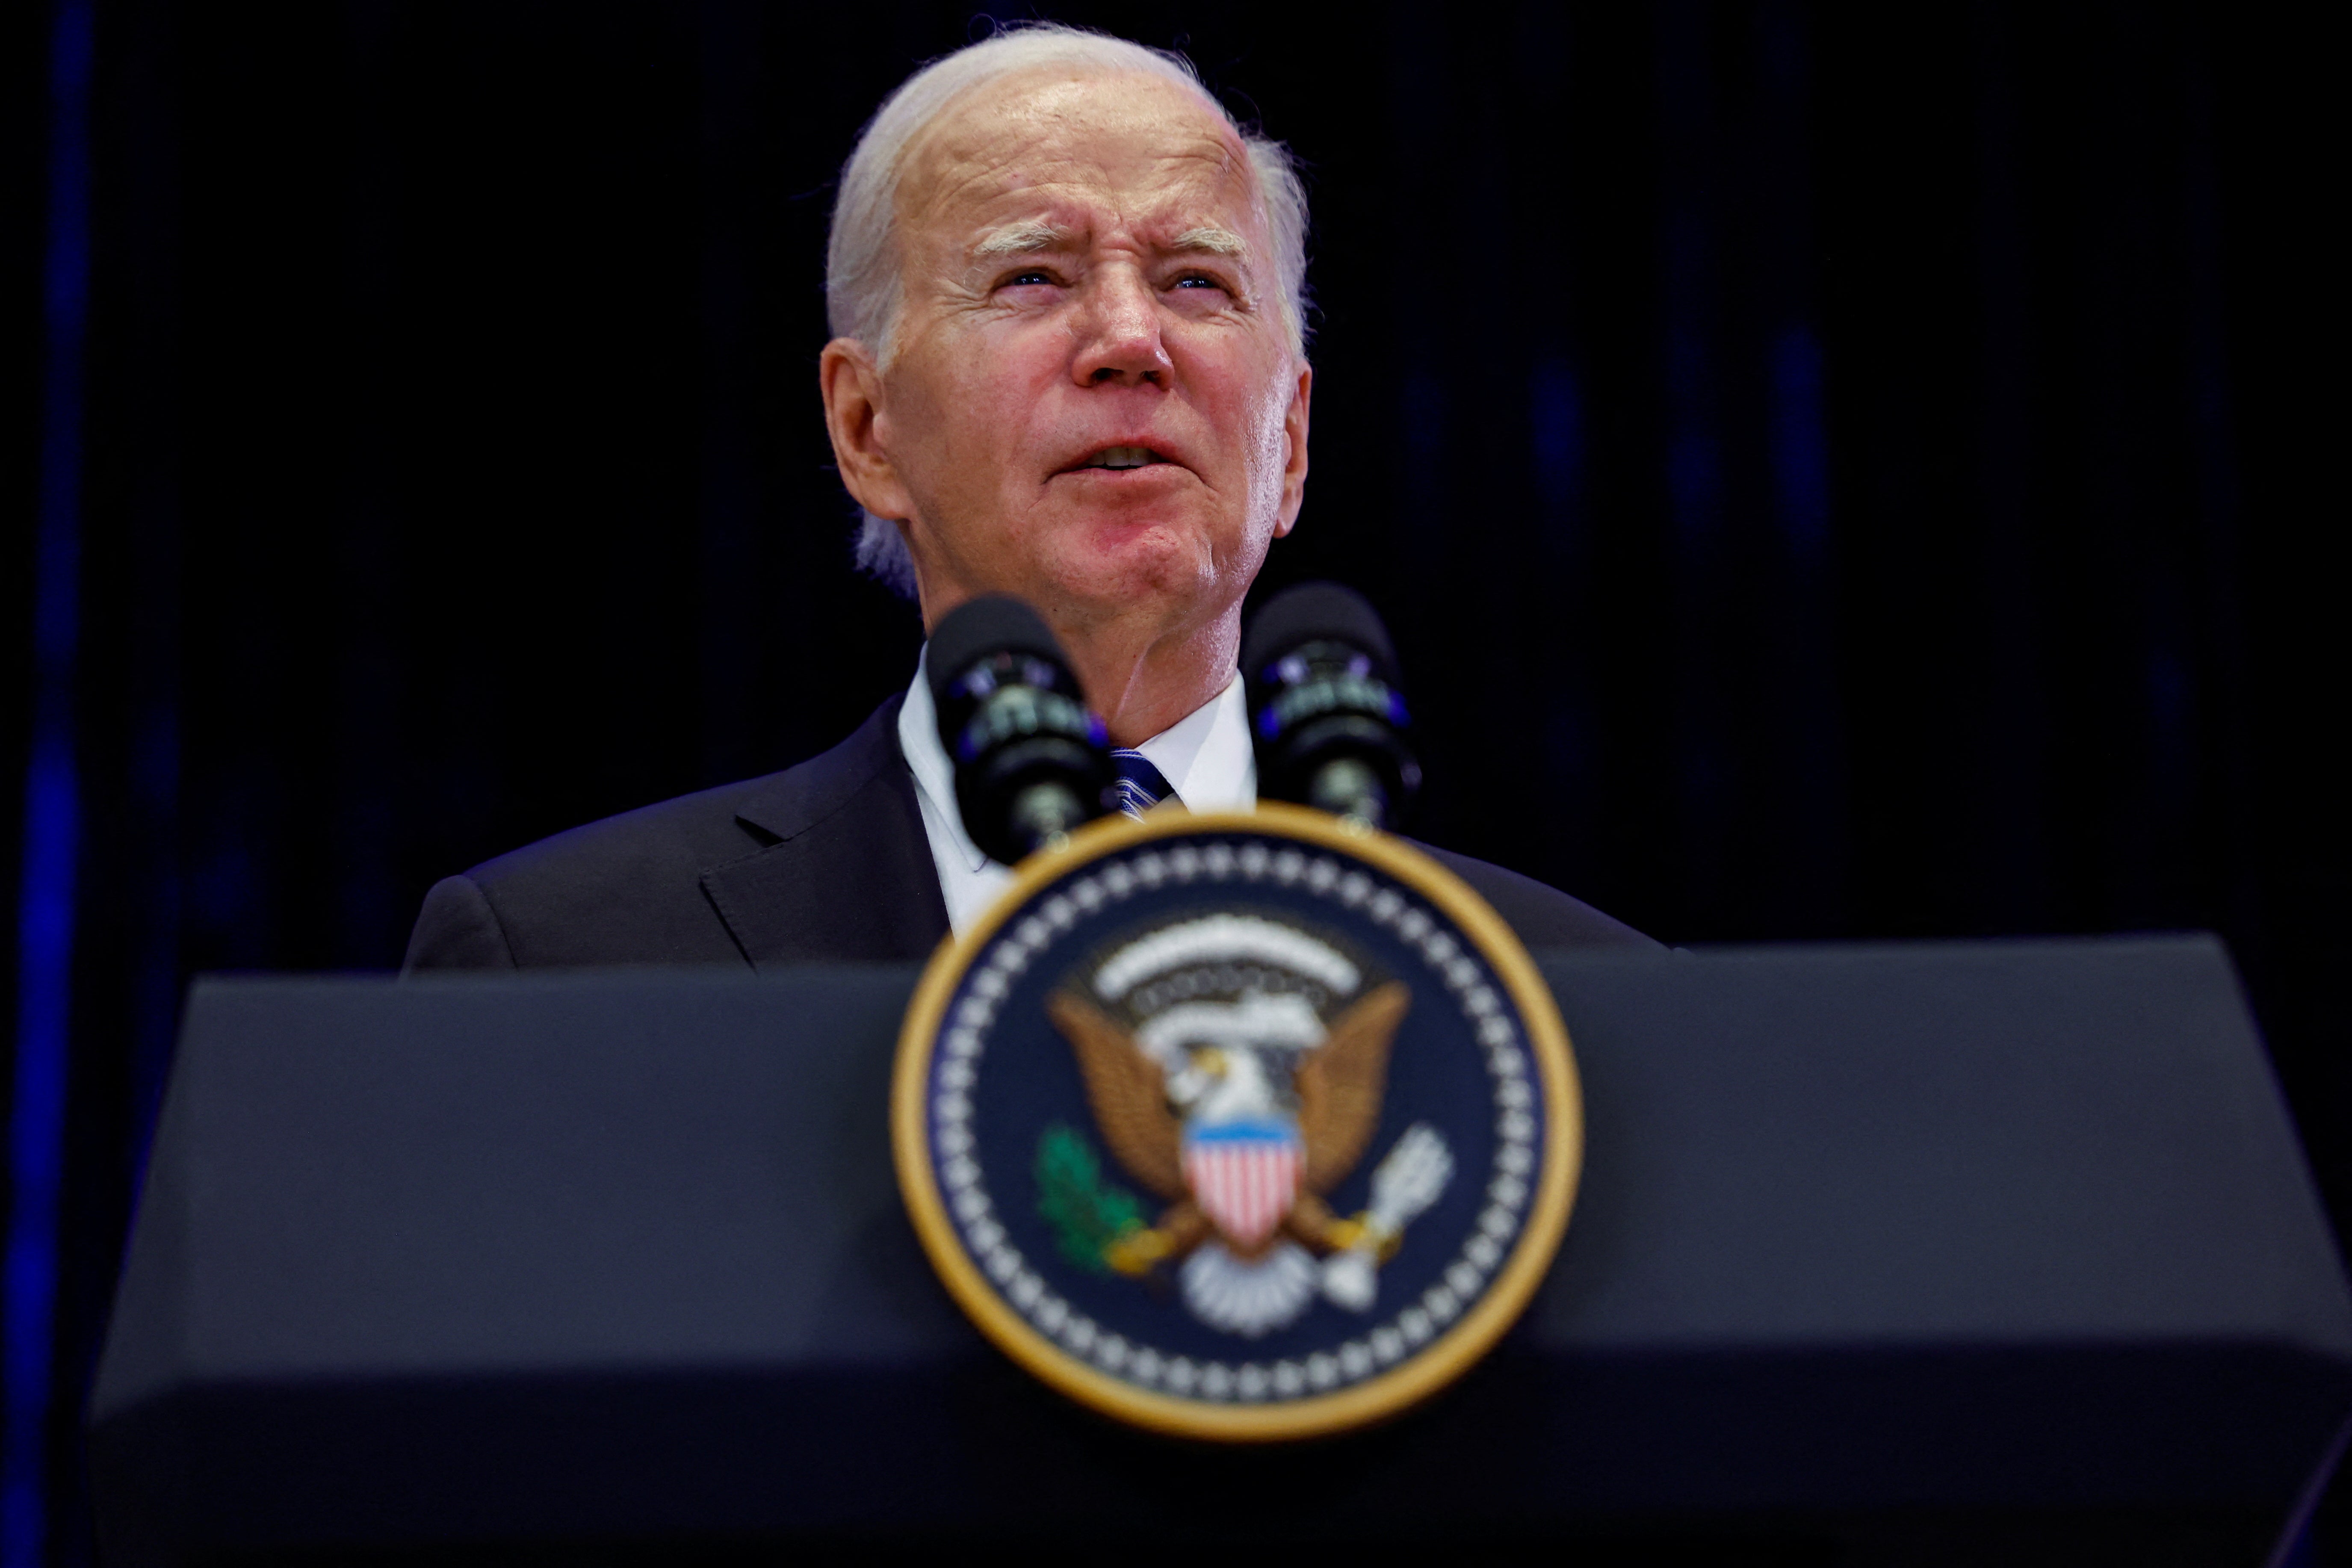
[969,223,1251,262]
[971,221,1073,260]
[1167,227,1249,259]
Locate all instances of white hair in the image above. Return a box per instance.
[826,23,1312,599]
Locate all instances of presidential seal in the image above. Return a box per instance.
[892,802,1582,1441]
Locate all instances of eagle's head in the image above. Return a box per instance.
[1169,1042,1290,1128]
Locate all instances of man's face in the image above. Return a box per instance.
[827,69,1311,647]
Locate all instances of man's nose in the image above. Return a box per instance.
[1071,269,1173,388]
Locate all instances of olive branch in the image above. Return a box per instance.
[1034,1122,1146,1273]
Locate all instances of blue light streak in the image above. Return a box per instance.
[6,2,93,1562]
[1769,326,1829,558]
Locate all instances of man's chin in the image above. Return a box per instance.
[1034,522,1223,616]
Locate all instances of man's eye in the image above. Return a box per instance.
[1173,275,1226,291]
[1002,270,1057,288]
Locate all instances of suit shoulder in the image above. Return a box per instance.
[430,776,777,968]
[436,697,910,968]
[464,772,779,897]
[464,695,907,900]
[1409,842,1661,952]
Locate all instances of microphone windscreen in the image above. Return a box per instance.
[927,594,1068,706]
[1242,582,1399,682]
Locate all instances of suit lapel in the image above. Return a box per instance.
[700,696,951,967]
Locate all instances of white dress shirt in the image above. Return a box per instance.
[898,649,1258,934]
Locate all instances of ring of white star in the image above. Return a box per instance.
[928,839,1542,1406]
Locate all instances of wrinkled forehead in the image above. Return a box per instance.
[895,68,1267,254]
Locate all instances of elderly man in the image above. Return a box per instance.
[403,26,1648,972]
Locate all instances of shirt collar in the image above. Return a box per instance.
[898,649,987,872]
[898,648,1256,873]
[1128,670,1255,812]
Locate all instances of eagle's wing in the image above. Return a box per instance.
[1296,980,1411,1194]
[1046,991,1188,1201]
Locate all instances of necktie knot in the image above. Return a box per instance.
[1109,750,1177,820]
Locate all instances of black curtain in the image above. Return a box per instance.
[5,2,2344,1561]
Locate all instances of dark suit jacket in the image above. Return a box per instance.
[403,696,1656,971]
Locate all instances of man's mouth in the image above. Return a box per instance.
[1070,446,1170,472]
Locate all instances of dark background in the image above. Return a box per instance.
[4,1,2343,1562]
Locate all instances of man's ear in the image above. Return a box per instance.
[1272,363,1312,539]
[819,339,915,522]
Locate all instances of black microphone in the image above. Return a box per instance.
[1242,582,1422,830]
[928,594,1116,865]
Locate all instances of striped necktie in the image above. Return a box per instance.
[1109,750,1178,820]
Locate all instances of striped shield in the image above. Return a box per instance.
[1182,1120,1303,1250]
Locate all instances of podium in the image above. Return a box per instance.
[89,936,2352,1565]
